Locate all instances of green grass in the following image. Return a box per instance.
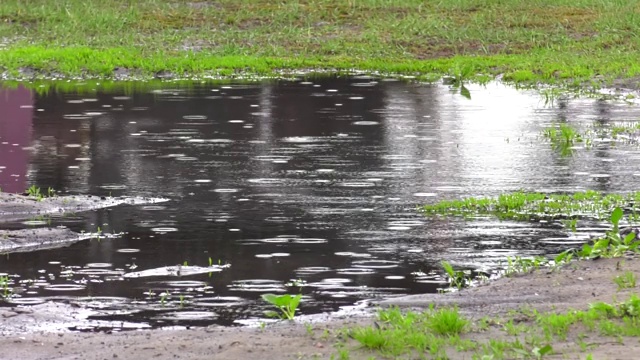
[421,190,640,221]
[340,295,640,359]
[614,271,637,291]
[349,306,468,358]
[1,0,640,83]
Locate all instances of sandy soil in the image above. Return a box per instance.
[1,256,639,359]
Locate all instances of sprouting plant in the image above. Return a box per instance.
[562,218,578,232]
[179,294,185,307]
[208,257,213,267]
[613,271,637,291]
[305,323,314,336]
[542,123,583,156]
[512,344,554,359]
[26,185,43,201]
[552,250,573,270]
[47,187,55,197]
[579,207,640,259]
[160,292,168,306]
[441,261,470,289]
[0,275,12,298]
[262,293,302,320]
[183,260,188,266]
[504,256,548,277]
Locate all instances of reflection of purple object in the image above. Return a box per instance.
[0,86,33,193]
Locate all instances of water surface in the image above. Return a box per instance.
[1,78,640,328]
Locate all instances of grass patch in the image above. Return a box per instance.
[342,295,640,359]
[614,271,637,291]
[349,306,467,358]
[421,190,640,221]
[0,0,640,83]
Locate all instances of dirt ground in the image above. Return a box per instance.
[1,256,639,359]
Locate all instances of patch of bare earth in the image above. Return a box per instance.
[1,257,639,359]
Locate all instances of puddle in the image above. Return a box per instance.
[2,78,640,330]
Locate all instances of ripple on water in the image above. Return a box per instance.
[339,182,376,187]
[538,237,589,245]
[351,260,400,269]
[75,268,124,276]
[162,280,208,288]
[295,266,332,275]
[85,263,113,268]
[117,248,141,253]
[183,115,208,120]
[212,188,240,193]
[99,184,127,190]
[251,155,292,162]
[413,192,438,197]
[21,220,48,226]
[192,296,247,307]
[307,278,352,289]
[336,268,376,275]
[5,297,47,305]
[151,227,179,233]
[140,206,166,211]
[335,252,372,258]
[228,279,285,293]
[44,284,87,291]
[153,311,218,321]
[351,121,379,126]
[74,296,129,308]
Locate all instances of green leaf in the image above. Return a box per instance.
[264,310,280,318]
[261,293,279,306]
[289,294,302,309]
[537,344,553,356]
[441,261,455,277]
[460,85,471,100]
[611,207,623,226]
[624,232,636,244]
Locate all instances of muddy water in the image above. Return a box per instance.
[2,78,640,329]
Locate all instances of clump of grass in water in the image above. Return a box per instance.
[422,190,640,221]
[542,123,583,156]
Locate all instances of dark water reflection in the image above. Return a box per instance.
[2,77,640,328]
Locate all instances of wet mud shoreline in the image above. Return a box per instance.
[0,192,168,253]
[1,256,638,359]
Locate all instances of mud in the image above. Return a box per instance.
[0,256,638,359]
[0,193,168,253]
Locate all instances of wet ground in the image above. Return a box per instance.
[2,77,640,329]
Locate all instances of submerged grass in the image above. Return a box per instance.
[1,0,640,83]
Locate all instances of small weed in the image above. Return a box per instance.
[562,218,578,232]
[614,271,637,290]
[578,208,640,259]
[427,307,468,336]
[504,256,548,276]
[26,185,43,201]
[305,323,314,336]
[0,275,12,298]
[262,293,302,320]
[441,260,471,290]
